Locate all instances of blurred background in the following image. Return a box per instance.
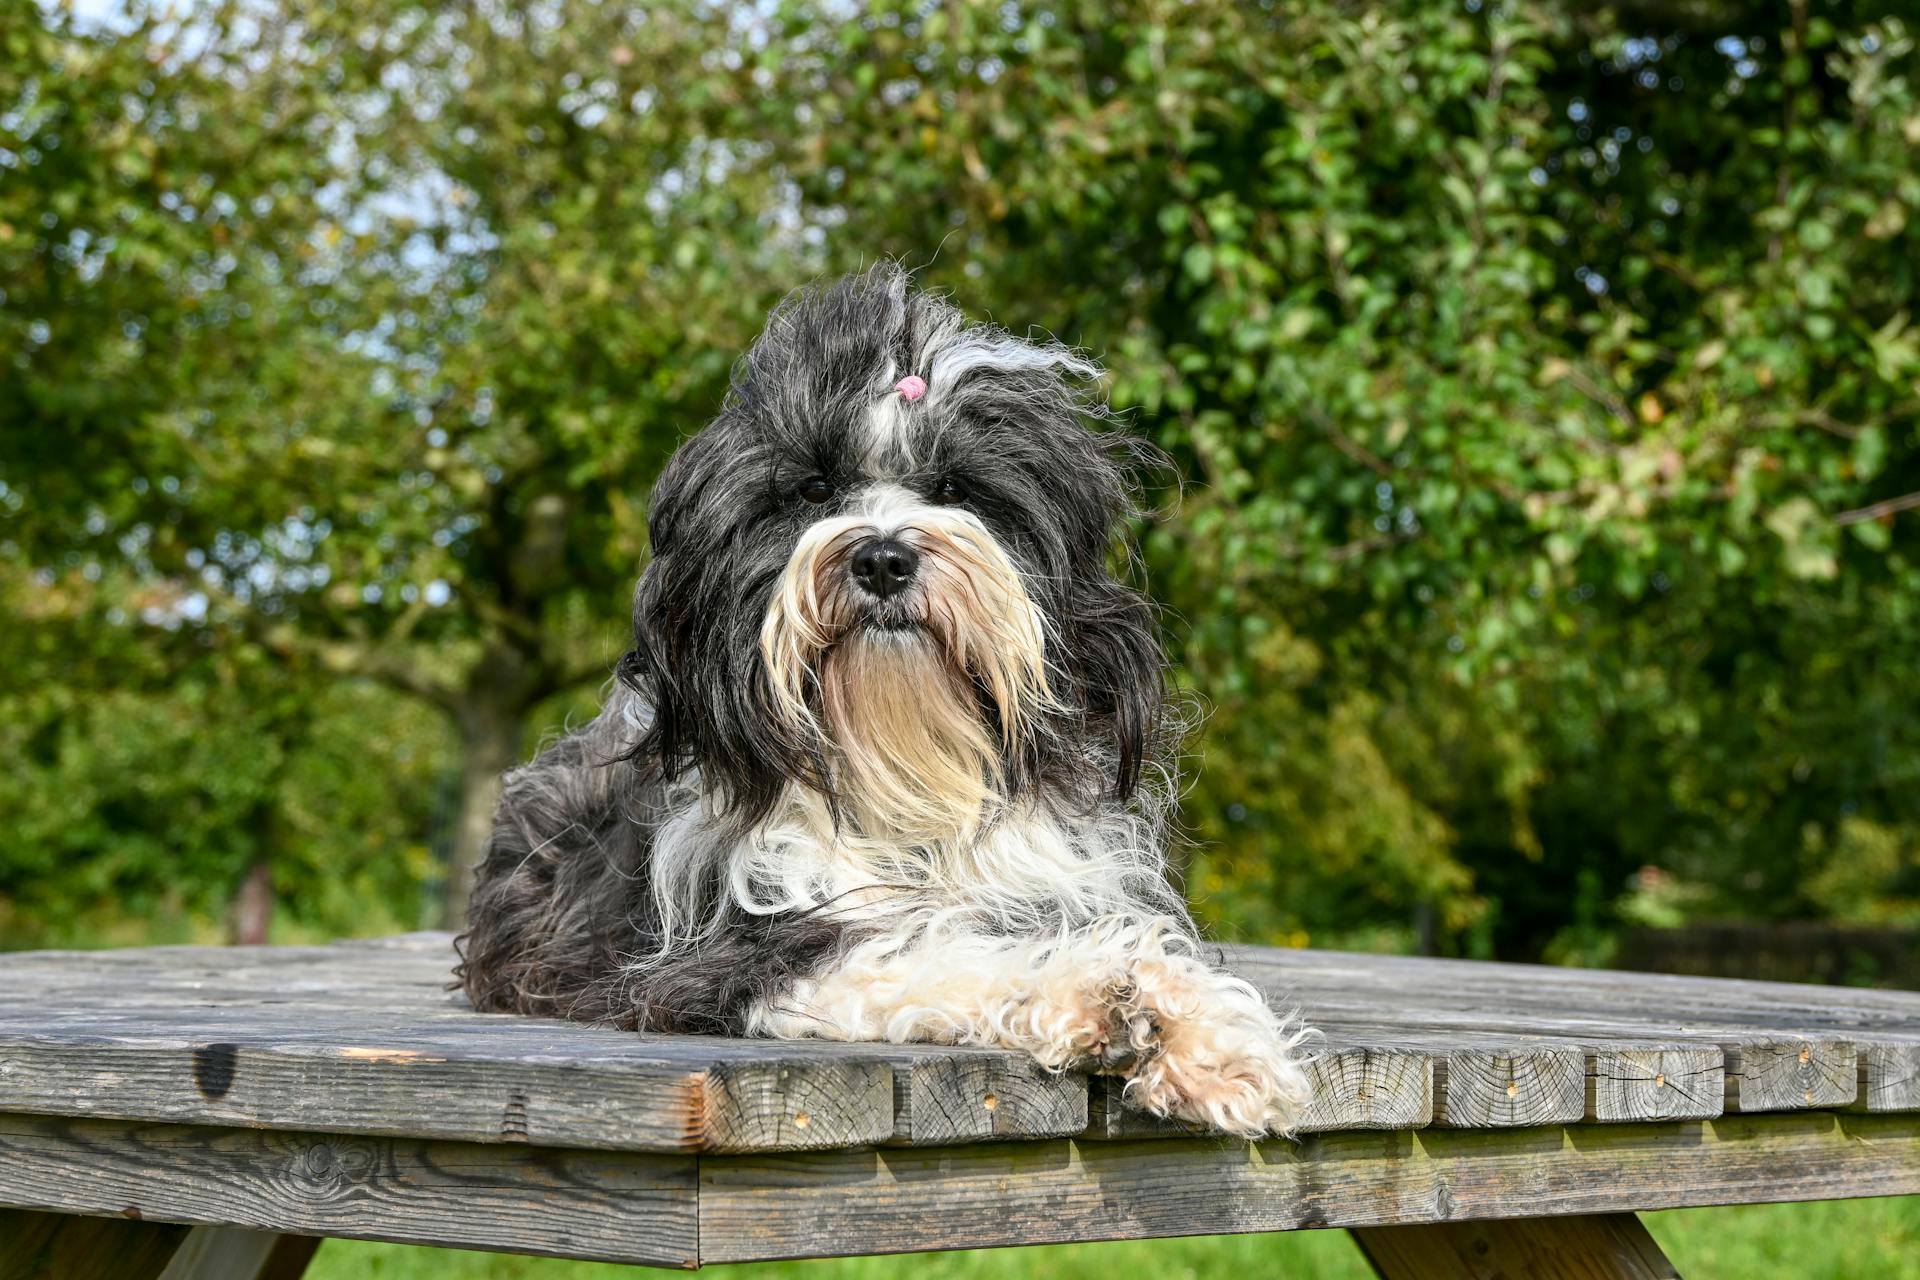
[5,2,1920,1276]
[5,0,1919,973]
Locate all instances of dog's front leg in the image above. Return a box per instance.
[746,915,1312,1137]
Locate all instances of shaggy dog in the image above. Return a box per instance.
[458,267,1312,1136]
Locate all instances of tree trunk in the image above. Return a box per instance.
[230,859,274,946]
[231,781,286,946]
[439,705,527,931]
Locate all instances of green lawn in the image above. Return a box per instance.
[311,1196,1920,1278]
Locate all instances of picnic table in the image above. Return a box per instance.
[1,933,1916,1278]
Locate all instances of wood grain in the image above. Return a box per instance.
[1429,1046,1587,1129]
[0,1113,699,1267]
[1861,1044,1920,1113]
[696,1111,1920,1263]
[1353,1212,1680,1279]
[0,942,1061,1151]
[1723,1040,1857,1113]
[1235,945,1920,1027]
[702,1058,894,1152]
[1298,1047,1435,1131]
[1587,1047,1726,1123]
[1083,1075,1211,1139]
[1299,1026,1589,1129]
[886,1051,1087,1145]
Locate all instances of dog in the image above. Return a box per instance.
[458,266,1312,1136]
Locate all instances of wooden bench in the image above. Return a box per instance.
[2,933,1916,1278]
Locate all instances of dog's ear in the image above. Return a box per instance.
[614,575,681,769]
[1063,579,1168,801]
[616,429,705,781]
[1048,429,1179,803]
[618,421,817,825]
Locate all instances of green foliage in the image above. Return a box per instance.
[0,567,446,947]
[762,0,1920,951]
[3,0,1918,953]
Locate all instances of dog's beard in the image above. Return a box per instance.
[761,504,1054,844]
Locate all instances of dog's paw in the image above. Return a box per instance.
[1058,976,1160,1070]
[1124,1010,1313,1138]
[1007,973,1156,1073]
[1092,980,1163,1069]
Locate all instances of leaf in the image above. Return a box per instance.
[1764,498,1840,580]
[1182,243,1214,283]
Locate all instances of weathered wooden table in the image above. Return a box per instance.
[1,934,1916,1278]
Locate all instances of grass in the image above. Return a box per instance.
[309,1196,1920,1279]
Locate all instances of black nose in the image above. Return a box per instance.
[850,537,920,600]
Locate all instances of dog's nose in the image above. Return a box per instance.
[850,537,920,600]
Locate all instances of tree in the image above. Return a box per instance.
[6,0,1917,954]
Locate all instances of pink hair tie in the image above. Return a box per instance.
[894,374,927,401]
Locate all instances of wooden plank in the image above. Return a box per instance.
[1586,1047,1726,1123]
[16,933,1918,1032]
[258,1234,323,1280]
[1298,1046,1434,1131]
[882,1051,1087,1145]
[1429,1046,1587,1129]
[1313,1014,1726,1124]
[1235,950,1920,1043]
[0,1004,1081,1150]
[1723,1040,1856,1113]
[1407,1015,1852,1117]
[257,1236,322,1280]
[240,938,1920,1129]
[1082,1043,1433,1138]
[1305,1024,1587,1129]
[0,951,1068,1150]
[1249,942,1910,1120]
[1083,1075,1189,1138]
[0,1113,698,1268]
[701,1057,894,1153]
[0,1005,897,1153]
[696,1111,1920,1263]
[1353,1213,1680,1279]
[1277,991,1851,1116]
[0,1208,190,1280]
[1233,945,1920,1018]
[1860,1044,1920,1113]
[1245,942,1912,1018]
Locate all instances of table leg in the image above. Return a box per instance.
[157,1228,322,1280]
[1351,1212,1682,1279]
[0,1211,319,1280]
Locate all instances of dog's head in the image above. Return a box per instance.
[621,267,1169,841]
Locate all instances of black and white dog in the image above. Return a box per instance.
[459,267,1312,1135]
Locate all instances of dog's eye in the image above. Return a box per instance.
[799,477,834,504]
[932,477,968,506]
